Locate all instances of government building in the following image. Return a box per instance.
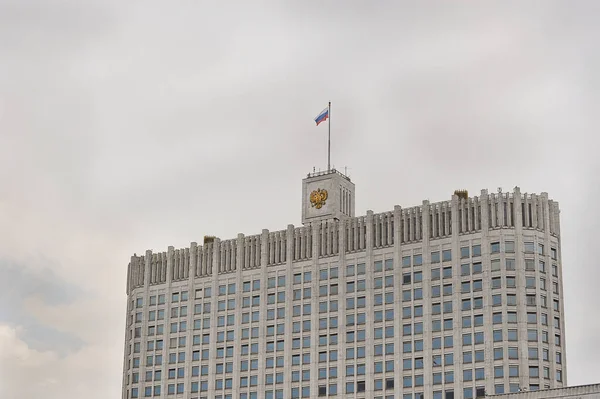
[122,169,569,399]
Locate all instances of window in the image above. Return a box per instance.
[529,347,538,360]
[493,330,502,342]
[442,249,452,262]
[525,259,535,271]
[505,241,515,253]
[413,254,423,265]
[431,251,440,263]
[494,347,503,360]
[461,264,470,276]
[414,271,422,283]
[524,242,535,253]
[443,267,452,278]
[528,329,538,342]
[475,368,485,380]
[506,258,516,270]
[491,242,500,253]
[461,247,470,258]
[491,259,501,271]
[462,316,471,328]
[462,299,471,311]
[492,313,502,324]
[402,256,411,268]
[474,332,484,344]
[461,282,470,293]
[472,245,481,257]
[463,369,473,381]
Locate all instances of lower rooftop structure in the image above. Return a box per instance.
[489,383,600,398]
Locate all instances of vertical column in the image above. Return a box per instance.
[523,194,530,228]
[474,197,480,231]
[390,212,394,244]
[364,210,374,395]
[211,240,220,278]
[333,221,339,254]
[378,215,383,246]
[236,234,245,272]
[207,241,219,394]
[184,243,197,396]
[420,200,432,396]
[499,193,506,227]
[256,229,269,398]
[444,203,450,236]
[122,258,134,399]
[506,195,512,227]
[392,205,403,398]
[405,209,409,242]
[298,227,307,259]
[293,229,299,261]
[326,221,331,256]
[469,200,474,232]
[531,194,539,230]
[353,218,359,251]
[269,234,274,265]
[513,187,528,389]
[159,247,174,396]
[286,225,295,265]
[358,218,364,250]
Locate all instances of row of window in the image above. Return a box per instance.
[129,367,563,399]
[132,350,563,385]
[134,272,562,326]
[134,239,560,309]
[134,303,562,341]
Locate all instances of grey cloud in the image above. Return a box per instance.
[0,260,84,355]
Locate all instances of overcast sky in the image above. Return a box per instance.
[0,1,599,397]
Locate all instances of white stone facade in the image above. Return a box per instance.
[122,171,566,399]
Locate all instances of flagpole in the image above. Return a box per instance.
[327,101,331,172]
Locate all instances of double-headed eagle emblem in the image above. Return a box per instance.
[310,189,328,209]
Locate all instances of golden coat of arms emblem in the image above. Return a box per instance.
[310,189,328,209]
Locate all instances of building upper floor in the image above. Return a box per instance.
[126,186,561,295]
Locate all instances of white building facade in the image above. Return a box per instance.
[122,170,566,399]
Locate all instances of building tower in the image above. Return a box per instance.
[122,170,566,399]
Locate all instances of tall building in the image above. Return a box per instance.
[122,170,566,399]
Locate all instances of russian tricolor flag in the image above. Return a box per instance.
[314,107,329,126]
